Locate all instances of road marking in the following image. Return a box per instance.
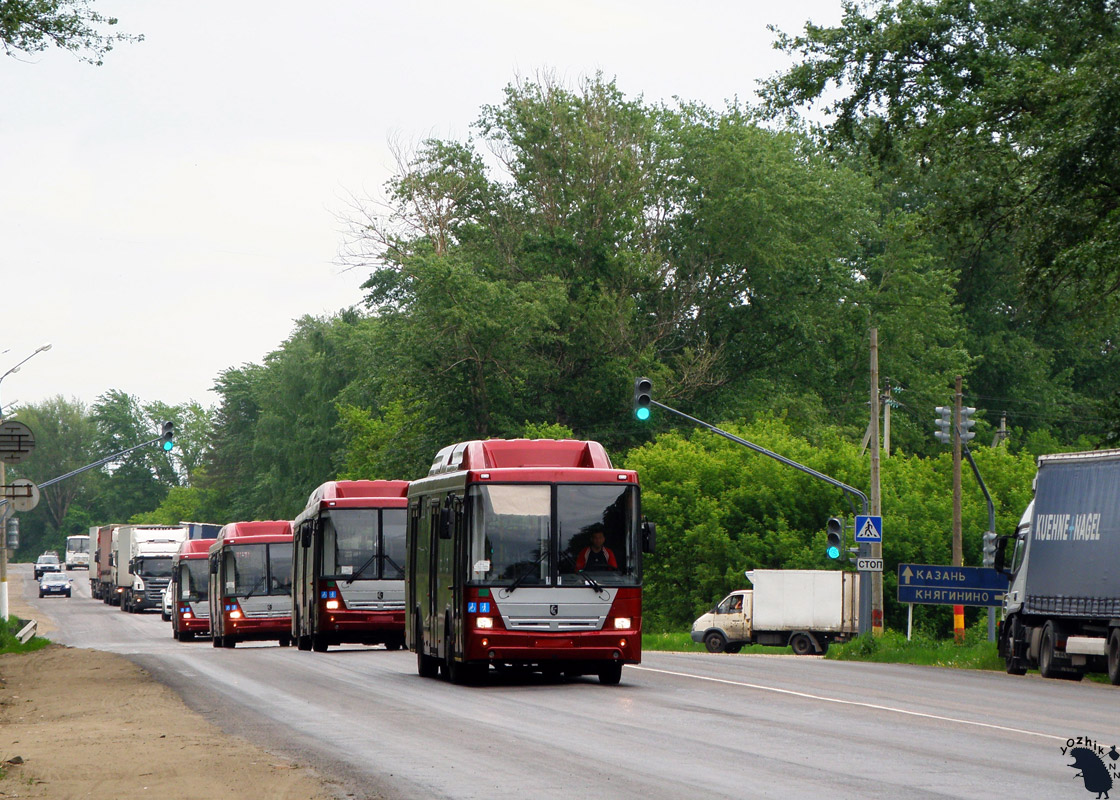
[631,665,1067,742]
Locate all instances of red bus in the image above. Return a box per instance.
[407,439,655,685]
[208,521,294,648]
[291,480,409,652]
[170,539,213,642]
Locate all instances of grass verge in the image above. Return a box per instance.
[825,628,1003,670]
[0,616,51,655]
[641,631,794,655]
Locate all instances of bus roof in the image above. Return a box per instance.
[211,521,293,553]
[294,480,410,525]
[175,538,214,560]
[427,439,614,476]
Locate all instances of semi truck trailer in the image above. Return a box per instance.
[998,448,1120,683]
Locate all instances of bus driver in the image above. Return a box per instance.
[576,524,618,571]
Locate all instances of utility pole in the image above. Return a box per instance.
[952,375,965,641]
[883,382,892,458]
[869,329,883,633]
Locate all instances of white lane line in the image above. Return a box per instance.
[631,665,1067,742]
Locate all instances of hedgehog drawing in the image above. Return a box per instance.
[1069,747,1114,798]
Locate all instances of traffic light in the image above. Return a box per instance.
[826,517,843,560]
[161,421,174,452]
[960,406,977,442]
[981,531,997,567]
[633,377,652,421]
[934,406,952,444]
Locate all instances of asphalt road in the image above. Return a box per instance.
[16,565,1118,800]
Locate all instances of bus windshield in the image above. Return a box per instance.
[323,508,406,581]
[66,537,89,553]
[468,483,639,588]
[222,543,292,597]
[179,559,209,601]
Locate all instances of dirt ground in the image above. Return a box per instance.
[0,578,338,800]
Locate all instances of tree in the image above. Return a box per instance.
[1,0,142,64]
[762,0,1120,441]
[6,396,99,553]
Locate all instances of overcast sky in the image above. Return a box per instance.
[0,0,842,416]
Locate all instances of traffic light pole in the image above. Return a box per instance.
[961,440,997,642]
[648,399,873,636]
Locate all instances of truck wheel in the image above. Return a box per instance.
[704,631,727,653]
[724,644,742,654]
[790,633,815,656]
[1109,630,1120,686]
[1004,618,1027,675]
[1039,623,1059,679]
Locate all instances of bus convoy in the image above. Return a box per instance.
[60,439,655,685]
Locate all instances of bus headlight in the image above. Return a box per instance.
[476,617,493,629]
[325,599,340,610]
[613,617,631,629]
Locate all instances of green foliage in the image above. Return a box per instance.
[521,421,575,440]
[0,0,141,64]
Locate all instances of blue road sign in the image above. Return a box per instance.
[896,563,1010,607]
[854,515,882,543]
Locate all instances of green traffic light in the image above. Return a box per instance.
[826,544,841,559]
[162,440,174,452]
[635,407,650,421]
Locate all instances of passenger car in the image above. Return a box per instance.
[34,553,61,579]
[161,583,173,621]
[39,572,72,598]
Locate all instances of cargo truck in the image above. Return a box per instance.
[998,448,1120,683]
[691,569,860,655]
[115,525,189,612]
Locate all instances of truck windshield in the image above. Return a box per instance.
[222,543,292,597]
[323,508,406,580]
[136,557,172,579]
[180,560,209,601]
[467,483,639,587]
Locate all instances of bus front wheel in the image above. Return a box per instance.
[598,663,623,685]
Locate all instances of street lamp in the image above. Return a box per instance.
[0,343,52,621]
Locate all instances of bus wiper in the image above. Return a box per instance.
[382,554,404,578]
[559,551,606,594]
[345,552,379,585]
[578,569,606,593]
[242,575,267,601]
[506,551,548,594]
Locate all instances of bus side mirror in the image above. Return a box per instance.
[209,559,218,575]
[301,524,312,548]
[642,521,656,554]
[994,535,1010,575]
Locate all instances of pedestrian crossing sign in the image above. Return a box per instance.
[854,515,883,542]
